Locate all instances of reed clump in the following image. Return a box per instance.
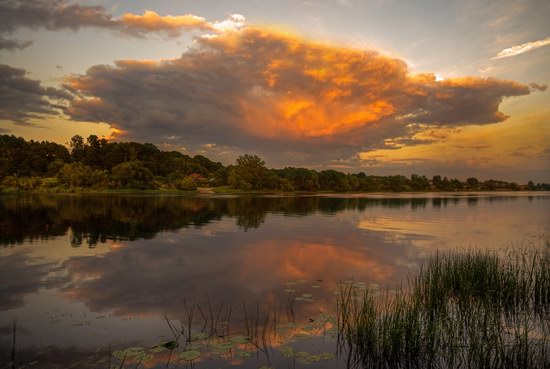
[338,236,549,369]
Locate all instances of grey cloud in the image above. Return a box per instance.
[0,0,118,34]
[0,0,119,49]
[0,1,240,52]
[0,63,71,124]
[0,36,32,50]
[407,77,532,126]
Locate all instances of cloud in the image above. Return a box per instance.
[0,0,116,49]
[0,251,60,310]
[529,83,548,92]
[0,36,32,50]
[62,27,536,165]
[492,37,550,59]
[211,13,247,32]
[0,64,72,125]
[119,11,211,36]
[0,0,245,50]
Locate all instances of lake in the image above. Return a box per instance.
[1,192,549,368]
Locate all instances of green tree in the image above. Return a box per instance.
[111,161,154,189]
[69,135,86,162]
[466,177,479,189]
[411,174,430,191]
[211,167,229,186]
[174,176,197,191]
[318,170,350,191]
[280,167,319,191]
[228,154,269,190]
[57,162,94,187]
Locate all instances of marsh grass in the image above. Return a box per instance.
[338,236,550,369]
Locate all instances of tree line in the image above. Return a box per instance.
[0,134,548,192]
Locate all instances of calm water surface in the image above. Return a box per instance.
[0,193,548,368]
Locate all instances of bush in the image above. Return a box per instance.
[57,162,94,187]
[1,176,42,191]
[111,161,154,189]
[174,176,197,191]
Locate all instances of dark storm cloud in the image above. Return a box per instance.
[62,28,536,164]
[0,63,71,125]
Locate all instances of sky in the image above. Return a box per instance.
[0,0,549,182]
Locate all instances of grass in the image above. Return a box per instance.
[337,235,550,369]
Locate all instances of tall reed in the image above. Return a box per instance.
[338,236,550,369]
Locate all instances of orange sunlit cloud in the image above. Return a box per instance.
[358,106,550,175]
[120,11,210,34]
[63,26,540,156]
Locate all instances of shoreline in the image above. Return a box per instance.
[1,188,549,196]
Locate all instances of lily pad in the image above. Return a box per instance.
[230,335,250,344]
[150,345,167,353]
[293,333,311,341]
[112,347,144,359]
[162,341,178,350]
[191,332,209,340]
[185,342,203,350]
[214,341,236,350]
[112,350,126,360]
[319,352,336,361]
[279,345,294,358]
[235,350,253,358]
[179,350,200,361]
[125,347,144,353]
[141,354,154,362]
[212,341,236,355]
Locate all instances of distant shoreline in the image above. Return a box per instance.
[1,187,549,196]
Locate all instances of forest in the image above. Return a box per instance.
[1,134,548,193]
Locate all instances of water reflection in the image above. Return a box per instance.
[1,193,546,246]
[0,251,64,310]
[0,193,548,368]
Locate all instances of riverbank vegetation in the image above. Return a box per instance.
[337,237,549,369]
[1,134,549,193]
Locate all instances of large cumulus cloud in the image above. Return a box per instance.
[62,27,540,164]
